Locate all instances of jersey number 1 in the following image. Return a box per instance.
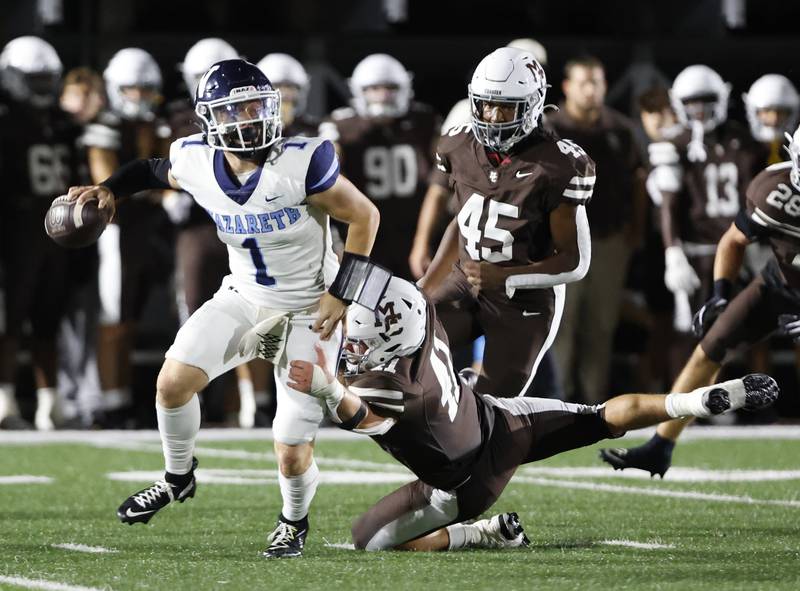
[242,238,276,286]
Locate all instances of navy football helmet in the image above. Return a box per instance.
[194,59,282,153]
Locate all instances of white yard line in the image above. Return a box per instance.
[516,476,800,508]
[106,468,412,486]
[3,425,800,445]
[323,542,356,550]
[0,575,108,591]
[86,440,404,472]
[51,543,117,554]
[599,540,675,550]
[518,466,800,482]
[0,476,53,485]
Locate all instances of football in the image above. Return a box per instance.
[44,195,111,248]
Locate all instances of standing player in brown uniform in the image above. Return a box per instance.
[320,53,441,280]
[0,37,84,429]
[601,128,800,477]
[286,276,778,550]
[420,47,595,398]
[650,65,762,339]
[82,47,172,425]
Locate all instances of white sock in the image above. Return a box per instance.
[238,378,255,428]
[103,388,132,411]
[254,389,269,406]
[157,394,201,475]
[446,523,479,550]
[665,388,712,419]
[279,460,319,521]
[0,383,18,421]
[35,388,57,431]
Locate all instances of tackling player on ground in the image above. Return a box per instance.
[66,59,382,558]
[287,276,778,551]
[601,126,800,477]
[419,47,595,397]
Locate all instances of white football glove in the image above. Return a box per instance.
[161,191,194,225]
[238,313,289,363]
[664,246,701,295]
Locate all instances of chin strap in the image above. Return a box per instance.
[687,120,707,163]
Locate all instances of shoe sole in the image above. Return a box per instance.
[741,373,780,411]
[704,374,780,415]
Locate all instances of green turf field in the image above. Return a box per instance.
[2,429,800,591]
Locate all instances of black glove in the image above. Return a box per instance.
[691,279,732,339]
[778,314,800,342]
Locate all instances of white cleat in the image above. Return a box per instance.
[470,512,530,549]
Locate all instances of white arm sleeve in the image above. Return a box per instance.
[504,205,591,298]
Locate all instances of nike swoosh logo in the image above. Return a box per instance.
[516,171,533,178]
[265,195,284,202]
[522,311,541,317]
[126,507,156,518]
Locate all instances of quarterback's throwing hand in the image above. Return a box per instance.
[313,292,347,340]
[462,260,508,291]
[66,185,116,221]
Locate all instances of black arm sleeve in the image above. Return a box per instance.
[100,158,173,198]
[734,208,768,242]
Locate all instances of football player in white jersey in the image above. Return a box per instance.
[66,59,382,558]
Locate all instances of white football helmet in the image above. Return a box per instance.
[743,74,800,142]
[344,277,427,375]
[0,36,62,107]
[103,48,162,120]
[670,65,731,132]
[785,125,800,191]
[181,38,238,97]
[349,53,413,118]
[468,47,548,153]
[257,53,310,118]
[506,38,548,67]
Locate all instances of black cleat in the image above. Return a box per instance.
[117,458,198,524]
[599,444,672,479]
[262,515,308,558]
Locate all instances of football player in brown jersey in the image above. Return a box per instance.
[601,126,800,478]
[743,74,799,166]
[419,47,595,398]
[320,53,441,280]
[649,65,762,341]
[0,37,84,430]
[287,277,778,551]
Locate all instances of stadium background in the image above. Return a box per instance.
[4,0,800,422]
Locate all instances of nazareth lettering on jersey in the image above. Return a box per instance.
[168,133,340,311]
